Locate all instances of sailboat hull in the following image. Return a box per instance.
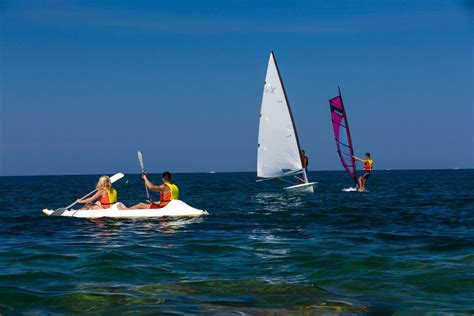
[284,182,317,193]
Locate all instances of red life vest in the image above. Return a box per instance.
[150,183,180,208]
[98,188,117,209]
[363,159,373,172]
[158,184,172,207]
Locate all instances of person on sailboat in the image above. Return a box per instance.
[300,149,309,171]
[296,149,309,184]
[76,175,118,210]
[353,153,373,192]
[120,172,179,209]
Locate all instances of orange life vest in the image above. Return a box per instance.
[152,183,179,208]
[158,184,172,207]
[363,159,373,172]
[99,188,117,209]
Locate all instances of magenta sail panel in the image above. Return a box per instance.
[329,94,356,183]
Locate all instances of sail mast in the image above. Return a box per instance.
[329,86,357,186]
[337,87,357,186]
[270,51,308,183]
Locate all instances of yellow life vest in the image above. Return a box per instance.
[364,159,373,172]
[166,183,179,200]
[158,183,179,207]
[99,188,117,208]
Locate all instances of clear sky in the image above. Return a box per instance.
[1,0,472,176]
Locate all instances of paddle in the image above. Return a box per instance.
[50,173,125,216]
[137,150,151,201]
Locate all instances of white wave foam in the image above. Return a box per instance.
[342,187,358,192]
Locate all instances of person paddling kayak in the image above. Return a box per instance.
[122,171,179,209]
[76,175,118,209]
[353,153,373,192]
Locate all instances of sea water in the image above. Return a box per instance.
[0,170,473,314]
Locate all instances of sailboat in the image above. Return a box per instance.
[256,51,317,193]
[329,87,358,188]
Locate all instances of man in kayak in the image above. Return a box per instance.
[124,171,179,209]
[353,153,373,192]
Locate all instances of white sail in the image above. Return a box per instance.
[257,52,305,179]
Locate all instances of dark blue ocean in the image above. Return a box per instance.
[0,170,473,314]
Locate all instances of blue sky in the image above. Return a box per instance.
[1,0,472,176]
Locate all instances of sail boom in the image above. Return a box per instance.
[256,169,306,182]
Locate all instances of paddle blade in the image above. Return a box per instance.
[50,208,67,216]
[110,173,125,183]
[137,151,145,171]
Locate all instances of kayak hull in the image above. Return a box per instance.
[43,200,208,219]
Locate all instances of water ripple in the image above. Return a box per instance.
[0,170,473,314]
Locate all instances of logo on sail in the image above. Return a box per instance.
[264,83,276,94]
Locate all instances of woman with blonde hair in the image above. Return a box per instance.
[76,176,118,210]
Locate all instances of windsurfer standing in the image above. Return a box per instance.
[353,153,373,192]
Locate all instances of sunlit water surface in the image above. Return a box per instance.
[0,170,473,314]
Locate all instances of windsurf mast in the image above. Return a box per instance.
[329,86,357,186]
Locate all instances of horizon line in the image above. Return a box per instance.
[0,168,472,178]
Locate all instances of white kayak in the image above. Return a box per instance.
[43,200,208,219]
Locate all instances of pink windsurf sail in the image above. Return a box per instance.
[329,87,357,185]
